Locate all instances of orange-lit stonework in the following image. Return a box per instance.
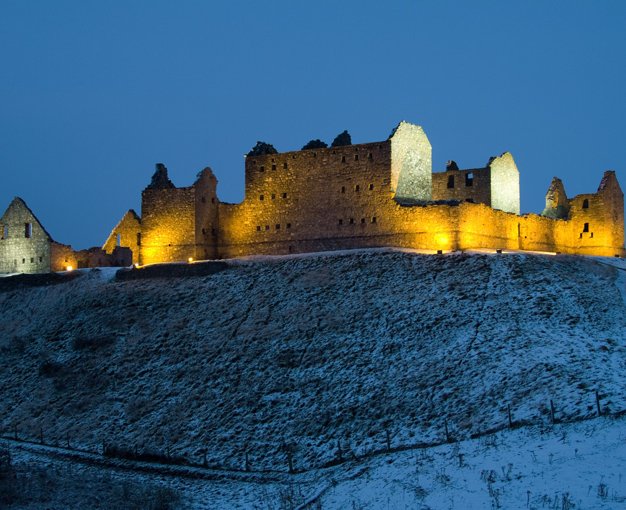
[110,121,622,264]
[1,120,623,275]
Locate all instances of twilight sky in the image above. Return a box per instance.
[1,1,625,249]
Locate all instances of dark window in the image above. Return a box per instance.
[116,233,121,247]
[212,197,215,204]
[361,218,366,224]
[202,228,206,234]
[369,183,374,190]
[283,162,288,169]
[341,186,346,193]
[313,152,317,158]
[260,195,264,201]
[338,219,343,225]
[355,185,360,192]
[201,196,206,203]
[256,226,261,231]
[265,225,270,231]
[368,153,373,161]
[282,193,287,198]
[25,223,32,238]
[271,193,276,200]
[286,223,291,229]
[582,199,589,209]
[260,166,265,172]
[590,232,594,238]
[583,223,589,232]
[22,258,25,264]
[276,224,280,230]
[2,225,7,239]
[349,218,354,224]
[465,172,474,187]
[341,156,346,163]
[447,175,455,189]
[354,154,359,161]
[38,256,42,262]
[272,164,276,170]
[30,257,34,263]
[137,233,141,246]
[371,217,377,223]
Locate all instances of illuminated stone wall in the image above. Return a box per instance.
[0,198,51,274]
[432,167,492,204]
[121,122,624,263]
[102,210,142,264]
[389,121,432,203]
[218,141,396,257]
[50,242,76,272]
[141,185,196,265]
[489,152,520,214]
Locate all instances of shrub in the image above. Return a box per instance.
[247,141,278,157]
[301,139,328,150]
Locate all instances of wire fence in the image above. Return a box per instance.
[1,390,625,476]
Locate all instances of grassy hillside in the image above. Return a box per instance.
[1,251,625,473]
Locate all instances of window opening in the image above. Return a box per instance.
[286,223,291,229]
[354,154,359,161]
[368,153,373,161]
[465,172,474,187]
[338,219,343,225]
[272,164,276,170]
[275,224,280,230]
[447,175,454,189]
[260,195,264,201]
[25,223,32,238]
[116,233,121,247]
[355,185,360,192]
[260,166,265,172]
[271,193,276,200]
[283,162,288,169]
[201,196,206,203]
[256,226,261,231]
[369,183,374,190]
[372,217,377,223]
[282,193,287,198]
[341,156,346,163]
[517,223,521,238]
[582,199,589,209]
[265,225,270,231]
[349,218,354,224]
[212,197,215,204]
[583,223,589,232]
[341,186,346,193]
[361,218,366,224]
[137,233,142,246]
[30,257,34,263]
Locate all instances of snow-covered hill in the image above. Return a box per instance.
[1,250,625,507]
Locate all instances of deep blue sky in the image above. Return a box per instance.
[1,1,625,249]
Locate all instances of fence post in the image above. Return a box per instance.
[244,449,249,471]
[595,391,602,417]
[385,430,391,452]
[39,427,43,445]
[550,400,556,424]
[444,421,450,443]
[507,405,513,428]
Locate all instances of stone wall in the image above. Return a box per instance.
[102,210,142,264]
[432,167,491,204]
[0,198,51,274]
[218,141,395,258]
[141,186,196,265]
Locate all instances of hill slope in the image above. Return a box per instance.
[1,251,625,473]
